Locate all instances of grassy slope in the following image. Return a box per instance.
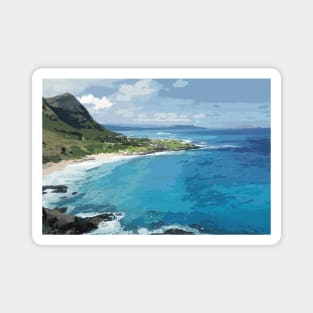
[42,94,196,164]
[43,96,121,163]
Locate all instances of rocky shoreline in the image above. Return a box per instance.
[43,184,197,235]
[43,206,196,235]
[42,207,117,234]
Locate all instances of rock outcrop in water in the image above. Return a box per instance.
[152,228,194,235]
[42,185,68,193]
[42,207,116,234]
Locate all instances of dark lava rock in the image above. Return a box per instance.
[152,228,194,235]
[86,213,116,225]
[53,214,76,231]
[42,207,116,235]
[50,207,67,213]
[52,189,68,194]
[42,185,68,193]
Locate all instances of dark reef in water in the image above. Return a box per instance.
[43,185,68,193]
[152,228,194,235]
[42,207,116,235]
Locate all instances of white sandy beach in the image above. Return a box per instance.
[42,152,127,176]
[42,147,192,177]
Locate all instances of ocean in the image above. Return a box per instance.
[43,127,271,234]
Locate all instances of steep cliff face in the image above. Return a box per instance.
[42,93,118,163]
[43,93,115,137]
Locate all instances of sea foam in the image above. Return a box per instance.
[86,212,133,234]
[138,224,200,235]
[202,144,240,150]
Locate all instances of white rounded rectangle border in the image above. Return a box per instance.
[32,68,282,246]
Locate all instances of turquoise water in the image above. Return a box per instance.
[43,127,271,234]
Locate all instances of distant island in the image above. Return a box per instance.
[42,93,199,165]
[104,124,208,131]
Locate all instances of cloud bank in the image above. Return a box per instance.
[43,78,271,128]
[116,79,161,102]
[77,94,113,110]
[135,112,191,123]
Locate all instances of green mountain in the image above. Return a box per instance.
[42,93,119,163]
[42,93,198,164]
[45,93,107,131]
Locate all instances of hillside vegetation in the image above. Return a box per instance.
[42,93,197,164]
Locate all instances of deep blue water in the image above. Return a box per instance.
[43,127,271,234]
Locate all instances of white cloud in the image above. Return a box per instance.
[43,79,115,97]
[77,94,113,110]
[193,113,205,119]
[116,79,160,102]
[135,112,191,123]
[172,79,189,88]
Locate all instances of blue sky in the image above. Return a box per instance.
[43,78,270,128]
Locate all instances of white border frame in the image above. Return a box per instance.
[32,68,282,246]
